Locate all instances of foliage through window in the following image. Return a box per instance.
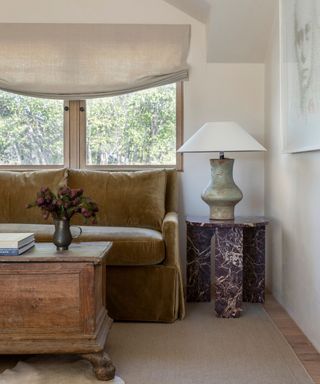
[0,91,64,166]
[0,83,181,169]
[86,84,177,166]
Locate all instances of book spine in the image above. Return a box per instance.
[0,248,20,256]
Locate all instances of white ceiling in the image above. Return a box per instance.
[163,0,276,63]
[163,0,210,23]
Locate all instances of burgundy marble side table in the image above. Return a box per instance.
[186,216,268,318]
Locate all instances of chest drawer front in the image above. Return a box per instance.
[0,262,94,335]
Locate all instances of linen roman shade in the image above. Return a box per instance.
[0,23,190,100]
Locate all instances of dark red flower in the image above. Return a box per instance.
[27,185,98,223]
[36,197,45,205]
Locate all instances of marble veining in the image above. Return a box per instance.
[215,227,243,318]
[186,216,268,227]
[243,227,265,303]
[186,218,268,318]
[186,225,214,302]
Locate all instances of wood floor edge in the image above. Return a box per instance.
[264,293,320,384]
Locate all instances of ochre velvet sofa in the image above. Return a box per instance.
[0,168,185,322]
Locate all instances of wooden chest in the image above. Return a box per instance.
[0,242,115,380]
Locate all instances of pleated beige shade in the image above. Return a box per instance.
[0,23,190,100]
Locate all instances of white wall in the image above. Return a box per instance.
[0,0,265,275]
[207,0,275,63]
[265,3,320,352]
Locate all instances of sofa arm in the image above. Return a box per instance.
[162,211,185,319]
[162,212,180,267]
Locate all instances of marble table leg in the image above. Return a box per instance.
[214,227,244,318]
[243,226,266,303]
[186,224,214,302]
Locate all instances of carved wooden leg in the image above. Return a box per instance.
[81,351,116,381]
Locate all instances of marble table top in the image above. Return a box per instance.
[186,216,269,227]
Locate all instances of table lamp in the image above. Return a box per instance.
[177,122,266,220]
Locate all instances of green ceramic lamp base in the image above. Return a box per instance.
[201,158,243,221]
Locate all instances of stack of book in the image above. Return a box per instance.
[0,233,35,256]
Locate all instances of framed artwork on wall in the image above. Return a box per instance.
[281,0,320,153]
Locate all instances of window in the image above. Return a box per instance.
[0,91,64,167]
[0,83,183,170]
[85,83,177,167]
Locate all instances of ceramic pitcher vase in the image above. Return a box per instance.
[53,219,82,251]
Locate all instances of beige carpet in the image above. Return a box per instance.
[0,303,314,384]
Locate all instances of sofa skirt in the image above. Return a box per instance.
[106,265,180,323]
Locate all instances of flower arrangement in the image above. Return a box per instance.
[27,186,98,223]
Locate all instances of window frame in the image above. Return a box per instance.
[0,82,184,171]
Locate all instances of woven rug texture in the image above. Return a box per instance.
[0,303,313,384]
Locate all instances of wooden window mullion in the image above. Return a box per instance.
[68,100,81,169]
[176,82,184,171]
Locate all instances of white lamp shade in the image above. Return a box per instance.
[177,122,266,153]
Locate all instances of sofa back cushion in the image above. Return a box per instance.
[0,169,67,224]
[68,169,167,231]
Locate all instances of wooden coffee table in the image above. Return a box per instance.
[0,242,115,381]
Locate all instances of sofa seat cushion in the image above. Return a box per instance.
[0,224,165,266]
